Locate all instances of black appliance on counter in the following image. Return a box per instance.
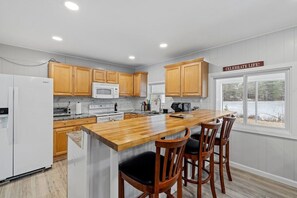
[171,102,191,112]
[53,107,71,117]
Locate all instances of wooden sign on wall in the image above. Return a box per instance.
[223,61,264,72]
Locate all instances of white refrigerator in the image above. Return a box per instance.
[0,74,53,181]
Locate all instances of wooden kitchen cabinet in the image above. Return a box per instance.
[124,113,146,120]
[48,62,92,96]
[93,69,106,83]
[106,71,118,83]
[73,66,92,96]
[53,126,76,157]
[164,58,208,97]
[48,62,73,96]
[93,69,118,84]
[133,72,148,97]
[119,73,134,96]
[165,65,181,96]
[53,117,96,161]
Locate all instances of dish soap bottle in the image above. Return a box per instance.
[114,103,118,112]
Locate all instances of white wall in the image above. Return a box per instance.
[0,43,134,77]
[136,27,297,186]
[0,43,136,113]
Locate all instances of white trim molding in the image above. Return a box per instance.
[230,161,297,189]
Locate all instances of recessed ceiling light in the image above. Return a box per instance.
[129,56,135,60]
[160,43,168,48]
[64,1,79,11]
[52,36,63,41]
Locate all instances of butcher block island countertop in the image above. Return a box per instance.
[82,109,234,152]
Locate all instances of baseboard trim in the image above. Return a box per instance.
[230,161,297,189]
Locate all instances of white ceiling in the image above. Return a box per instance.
[0,0,297,67]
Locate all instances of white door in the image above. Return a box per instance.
[0,74,14,180]
[13,76,53,175]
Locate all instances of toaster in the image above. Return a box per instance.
[171,102,191,112]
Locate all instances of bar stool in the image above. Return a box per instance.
[119,128,190,198]
[183,122,221,198]
[191,116,236,194]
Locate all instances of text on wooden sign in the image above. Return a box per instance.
[223,61,264,71]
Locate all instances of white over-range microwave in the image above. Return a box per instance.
[92,82,119,99]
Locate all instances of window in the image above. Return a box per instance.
[215,70,289,130]
[148,83,165,111]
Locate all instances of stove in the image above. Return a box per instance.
[89,104,124,123]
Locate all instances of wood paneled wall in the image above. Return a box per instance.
[136,26,297,185]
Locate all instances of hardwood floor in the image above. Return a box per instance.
[0,160,296,198]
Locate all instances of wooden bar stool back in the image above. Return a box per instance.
[183,122,221,198]
[214,116,236,194]
[119,128,190,198]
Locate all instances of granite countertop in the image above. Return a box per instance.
[67,131,83,148]
[53,113,96,121]
[122,109,173,116]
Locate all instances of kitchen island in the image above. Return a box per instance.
[68,109,234,198]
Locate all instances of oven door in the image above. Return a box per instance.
[109,114,124,121]
[92,87,114,99]
[96,116,111,123]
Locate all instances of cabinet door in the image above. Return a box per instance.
[133,72,148,97]
[106,71,118,84]
[48,62,73,96]
[133,74,141,97]
[181,62,202,96]
[165,66,181,96]
[53,126,76,157]
[119,73,134,96]
[93,69,106,83]
[74,67,92,96]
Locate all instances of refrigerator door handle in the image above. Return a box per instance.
[14,87,18,144]
[8,87,14,144]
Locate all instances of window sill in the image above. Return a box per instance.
[233,125,297,140]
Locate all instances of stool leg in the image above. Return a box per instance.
[191,160,196,179]
[226,142,232,181]
[119,172,124,198]
[210,153,217,198]
[165,188,171,198]
[219,144,226,193]
[177,172,182,198]
[184,158,188,187]
[197,159,203,198]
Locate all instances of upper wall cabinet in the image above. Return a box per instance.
[93,69,106,83]
[119,73,134,96]
[133,72,148,97]
[48,62,92,96]
[48,62,73,96]
[165,65,181,97]
[164,58,208,97]
[106,71,118,84]
[93,69,119,84]
[73,66,92,96]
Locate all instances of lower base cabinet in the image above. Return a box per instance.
[53,117,96,161]
[124,113,146,120]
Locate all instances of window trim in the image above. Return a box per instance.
[210,63,292,138]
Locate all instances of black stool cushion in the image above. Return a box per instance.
[185,138,200,155]
[119,151,165,186]
[191,132,221,141]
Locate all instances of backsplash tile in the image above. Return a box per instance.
[54,96,137,114]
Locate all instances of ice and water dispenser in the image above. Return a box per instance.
[0,108,9,129]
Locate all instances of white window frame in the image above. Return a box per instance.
[210,64,293,139]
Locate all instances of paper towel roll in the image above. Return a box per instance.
[76,102,82,115]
